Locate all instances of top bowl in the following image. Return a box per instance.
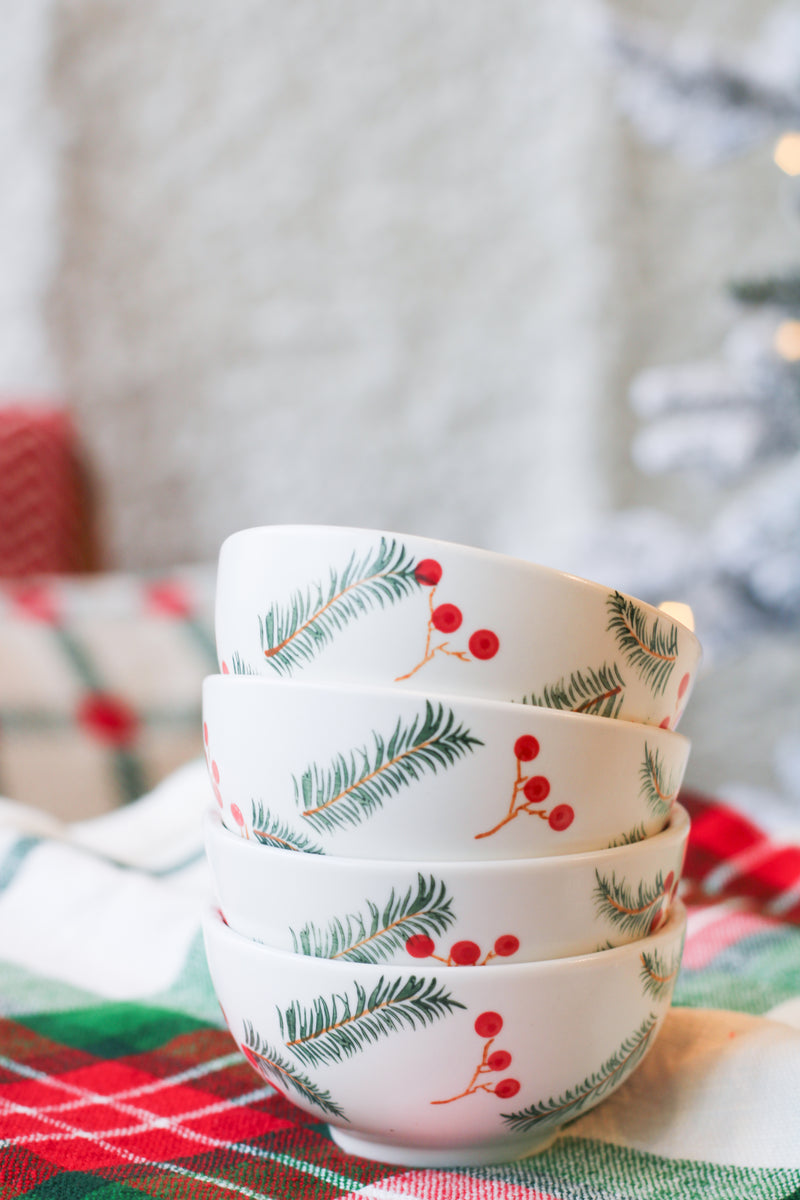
[216,526,702,729]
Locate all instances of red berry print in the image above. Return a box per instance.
[211,759,220,784]
[548,804,574,832]
[474,1011,503,1038]
[213,783,223,808]
[203,722,209,747]
[664,871,675,895]
[522,775,550,804]
[477,738,574,840]
[494,1078,521,1099]
[414,558,443,586]
[396,571,497,681]
[468,629,499,660]
[487,1050,512,1072]
[650,909,665,934]
[493,934,520,958]
[432,1009,521,1106]
[405,934,435,959]
[678,673,690,699]
[659,716,671,730]
[514,735,539,762]
[231,803,245,829]
[450,940,481,966]
[431,603,463,633]
[222,661,230,674]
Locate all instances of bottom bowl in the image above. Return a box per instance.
[203,900,686,1167]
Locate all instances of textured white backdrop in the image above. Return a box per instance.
[1,0,796,802]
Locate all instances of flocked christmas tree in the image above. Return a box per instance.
[604,6,800,646]
[578,6,800,811]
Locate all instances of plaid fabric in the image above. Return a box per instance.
[1,765,800,1198]
[0,569,217,821]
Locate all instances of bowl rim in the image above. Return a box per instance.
[219,524,700,643]
[204,801,690,873]
[201,673,692,748]
[204,895,687,979]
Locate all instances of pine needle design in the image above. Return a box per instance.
[520,663,625,718]
[640,946,683,1000]
[251,802,325,854]
[295,702,483,834]
[241,1021,347,1119]
[259,538,421,676]
[229,651,257,676]
[639,743,678,816]
[289,875,456,964]
[593,869,668,938]
[280,975,465,1070]
[607,592,678,696]
[501,1014,659,1132]
[605,822,649,848]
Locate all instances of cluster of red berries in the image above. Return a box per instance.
[472,1011,520,1099]
[513,735,573,832]
[414,559,500,661]
[405,932,520,965]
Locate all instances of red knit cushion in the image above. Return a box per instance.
[0,405,87,576]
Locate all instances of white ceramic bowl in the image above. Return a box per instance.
[203,675,690,860]
[203,900,686,1166]
[215,525,702,729]
[204,803,689,965]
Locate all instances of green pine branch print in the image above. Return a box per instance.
[520,663,625,718]
[279,974,466,1070]
[640,946,683,1000]
[229,651,257,676]
[607,592,678,697]
[593,869,667,938]
[289,874,456,965]
[501,1014,659,1132]
[259,538,421,676]
[295,702,483,834]
[251,802,325,854]
[605,822,649,848]
[639,743,678,816]
[241,1021,347,1120]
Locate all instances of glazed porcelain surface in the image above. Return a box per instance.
[215,525,702,729]
[204,804,689,965]
[203,900,687,1167]
[203,675,690,860]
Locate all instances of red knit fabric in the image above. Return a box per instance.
[0,406,84,577]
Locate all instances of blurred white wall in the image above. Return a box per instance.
[1,0,798,806]
[0,0,779,572]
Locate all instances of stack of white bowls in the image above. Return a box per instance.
[202,525,702,1167]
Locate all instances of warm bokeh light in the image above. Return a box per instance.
[773,319,800,360]
[773,132,800,175]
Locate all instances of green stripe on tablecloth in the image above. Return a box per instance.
[467,1135,800,1199]
[674,926,800,1015]
[20,1002,210,1057]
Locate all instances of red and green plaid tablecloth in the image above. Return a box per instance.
[2,774,800,1200]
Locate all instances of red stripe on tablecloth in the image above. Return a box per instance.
[682,906,783,970]
[681,790,800,923]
